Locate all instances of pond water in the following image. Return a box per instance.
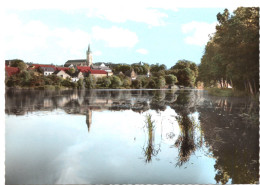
[5,89,259,184]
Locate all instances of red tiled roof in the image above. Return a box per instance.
[90,69,107,74]
[5,66,20,77]
[56,67,69,71]
[31,64,56,69]
[77,66,91,72]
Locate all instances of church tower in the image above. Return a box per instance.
[86,44,93,67]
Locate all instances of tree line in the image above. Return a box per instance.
[5,59,199,90]
[198,7,259,95]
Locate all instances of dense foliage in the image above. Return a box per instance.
[198,7,259,95]
[169,60,198,87]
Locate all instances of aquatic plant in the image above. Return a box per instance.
[143,114,161,163]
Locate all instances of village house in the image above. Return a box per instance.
[53,68,71,79]
[125,69,137,80]
[76,66,107,78]
[77,66,91,73]
[90,69,107,78]
[71,71,84,82]
[29,64,56,76]
[39,66,56,76]
[92,63,113,76]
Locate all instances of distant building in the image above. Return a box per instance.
[92,63,113,76]
[77,66,91,73]
[125,69,137,80]
[86,44,93,66]
[54,70,71,79]
[71,71,84,82]
[64,59,86,67]
[39,66,55,76]
[65,45,113,77]
[65,44,93,67]
[90,69,107,78]
[30,64,56,70]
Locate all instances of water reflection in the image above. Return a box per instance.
[143,114,161,163]
[198,97,259,184]
[5,89,259,184]
[174,114,197,167]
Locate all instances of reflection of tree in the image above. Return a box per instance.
[198,96,259,184]
[143,114,160,163]
[150,91,167,112]
[171,91,203,167]
[174,114,197,167]
[5,89,182,115]
[5,88,259,183]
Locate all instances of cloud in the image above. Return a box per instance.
[92,26,138,48]
[3,13,139,64]
[93,51,102,56]
[52,28,91,54]
[136,48,148,55]
[3,0,179,26]
[3,0,258,10]
[3,13,91,52]
[86,6,168,26]
[3,14,50,51]
[181,21,217,46]
[83,0,180,26]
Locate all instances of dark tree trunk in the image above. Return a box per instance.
[247,79,254,95]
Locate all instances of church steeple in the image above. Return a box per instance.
[86,44,93,66]
[87,44,91,53]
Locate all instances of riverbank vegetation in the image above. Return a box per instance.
[198,7,259,96]
[6,59,198,90]
[205,88,249,97]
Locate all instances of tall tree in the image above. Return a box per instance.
[198,7,259,94]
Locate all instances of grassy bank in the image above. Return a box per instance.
[6,85,73,90]
[206,88,252,97]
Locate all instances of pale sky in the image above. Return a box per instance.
[3,0,258,68]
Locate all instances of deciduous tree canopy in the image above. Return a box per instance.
[198,7,259,95]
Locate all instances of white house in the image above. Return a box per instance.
[39,66,56,76]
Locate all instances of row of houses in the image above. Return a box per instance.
[5,62,113,82]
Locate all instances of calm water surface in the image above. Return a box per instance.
[5,89,259,184]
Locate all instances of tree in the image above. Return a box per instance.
[122,78,131,88]
[68,68,76,75]
[85,76,96,89]
[131,79,142,89]
[171,60,198,87]
[19,71,31,86]
[10,59,27,71]
[157,76,166,88]
[147,79,156,89]
[103,77,112,88]
[150,63,166,73]
[165,74,178,86]
[110,76,122,88]
[198,7,259,95]
[77,78,83,88]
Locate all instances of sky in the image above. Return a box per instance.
[2,1,251,68]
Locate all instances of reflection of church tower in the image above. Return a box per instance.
[86,108,92,132]
[86,44,93,67]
